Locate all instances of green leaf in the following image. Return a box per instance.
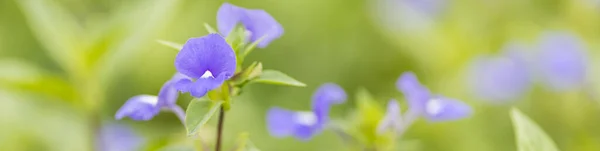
[0,59,76,102]
[354,88,385,146]
[232,132,261,151]
[204,23,217,33]
[16,0,84,74]
[241,36,265,58]
[251,70,306,87]
[510,108,560,151]
[158,146,195,151]
[185,98,223,136]
[156,40,183,50]
[96,0,181,87]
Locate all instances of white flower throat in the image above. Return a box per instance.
[200,70,214,79]
[138,95,158,106]
[295,111,317,126]
[426,98,443,116]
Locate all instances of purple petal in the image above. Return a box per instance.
[537,31,588,91]
[311,83,346,128]
[174,34,236,97]
[243,9,284,48]
[266,107,297,137]
[468,44,531,103]
[217,3,283,48]
[424,97,472,122]
[175,34,236,79]
[157,73,189,107]
[396,72,431,113]
[267,108,323,140]
[115,95,161,121]
[217,3,246,37]
[293,124,317,141]
[377,99,402,134]
[311,83,347,105]
[96,124,143,151]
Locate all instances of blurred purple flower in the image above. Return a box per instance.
[377,99,402,134]
[267,83,347,140]
[115,73,185,121]
[537,31,588,91]
[404,0,446,16]
[173,34,236,98]
[467,43,531,103]
[372,0,446,33]
[397,72,472,122]
[217,3,284,48]
[96,124,143,151]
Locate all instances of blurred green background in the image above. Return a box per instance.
[1,0,600,151]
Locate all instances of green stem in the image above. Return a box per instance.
[215,106,225,151]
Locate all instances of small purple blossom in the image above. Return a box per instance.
[116,73,185,121]
[467,43,531,103]
[397,72,472,122]
[173,34,236,98]
[217,3,284,48]
[537,31,588,91]
[266,83,347,140]
[377,99,402,134]
[96,124,144,151]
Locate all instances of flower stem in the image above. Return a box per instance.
[169,105,186,125]
[215,106,225,151]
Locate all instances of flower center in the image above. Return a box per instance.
[200,70,214,79]
[295,111,317,126]
[426,98,443,116]
[138,95,159,106]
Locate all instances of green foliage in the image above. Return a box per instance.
[511,108,560,151]
[250,70,306,87]
[345,89,396,150]
[204,23,217,34]
[185,98,223,136]
[232,133,261,151]
[157,40,183,51]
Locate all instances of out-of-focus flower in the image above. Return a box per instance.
[536,31,588,91]
[377,99,402,134]
[173,34,236,98]
[96,124,144,151]
[371,0,446,33]
[266,83,347,140]
[467,43,531,103]
[116,73,185,121]
[217,3,284,48]
[397,72,472,122]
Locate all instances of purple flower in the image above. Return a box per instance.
[96,124,143,151]
[397,72,472,122]
[217,3,284,48]
[377,99,402,134]
[537,31,588,91]
[266,83,347,140]
[467,43,531,103]
[173,34,236,98]
[115,73,185,121]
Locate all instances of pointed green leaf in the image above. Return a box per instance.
[204,23,217,33]
[97,0,181,86]
[156,40,183,51]
[16,0,83,74]
[510,108,560,151]
[185,98,223,136]
[251,70,306,87]
[232,132,261,151]
[241,36,265,58]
